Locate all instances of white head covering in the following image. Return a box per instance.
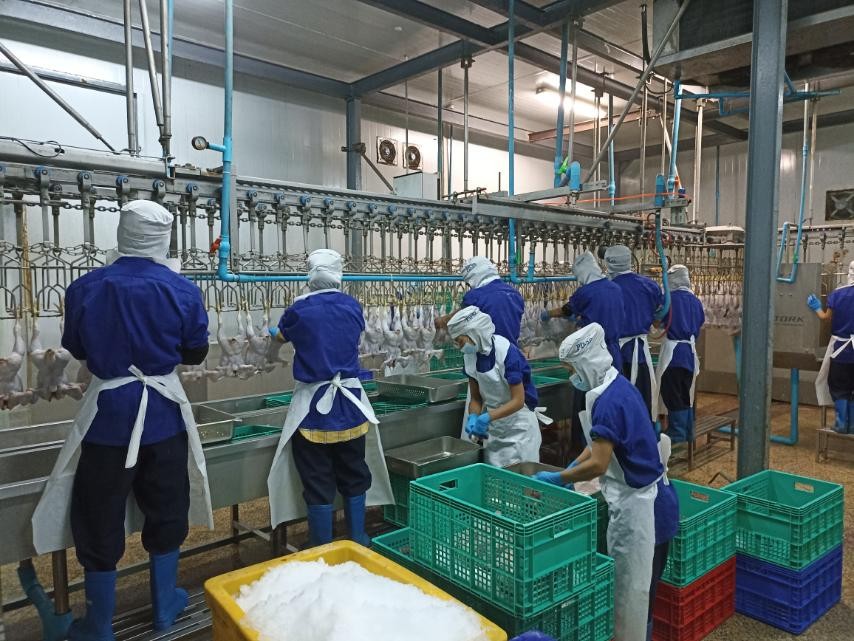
[447,306,495,354]
[559,322,613,390]
[460,256,500,288]
[108,200,178,272]
[307,249,343,291]
[604,245,632,276]
[667,264,691,292]
[846,260,854,287]
[572,251,606,285]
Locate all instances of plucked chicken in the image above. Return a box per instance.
[29,321,83,401]
[0,319,31,409]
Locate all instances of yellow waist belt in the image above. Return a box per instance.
[299,422,369,444]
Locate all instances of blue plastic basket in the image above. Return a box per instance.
[735,545,843,634]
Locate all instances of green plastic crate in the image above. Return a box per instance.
[383,472,411,528]
[430,346,465,371]
[532,375,564,387]
[431,371,469,381]
[372,399,428,415]
[230,424,282,442]
[263,392,293,408]
[661,480,736,587]
[374,528,615,641]
[723,470,844,570]
[535,367,571,381]
[410,464,597,615]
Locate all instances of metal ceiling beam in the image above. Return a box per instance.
[529,109,655,141]
[0,0,352,98]
[364,91,595,161]
[352,0,575,94]
[467,0,544,27]
[613,107,854,163]
[358,0,500,45]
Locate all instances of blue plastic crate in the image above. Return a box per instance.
[735,545,843,634]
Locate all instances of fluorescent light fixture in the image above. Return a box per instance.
[535,86,605,120]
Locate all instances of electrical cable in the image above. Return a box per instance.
[0,136,65,158]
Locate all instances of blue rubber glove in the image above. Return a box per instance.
[540,310,551,322]
[268,326,280,338]
[470,412,491,438]
[534,471,564,486]
[465,414,479,436]
[567,459,579,470]
[807,294,822,312]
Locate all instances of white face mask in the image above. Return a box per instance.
[461,343,478,355]
[570,372,590,392]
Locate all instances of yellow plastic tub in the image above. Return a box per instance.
[204,540,507,641]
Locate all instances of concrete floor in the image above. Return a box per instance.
[2,392,853,640]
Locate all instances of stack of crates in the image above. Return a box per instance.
[652,480,737,641]
[376,464,614,641]
[724,471,844,634]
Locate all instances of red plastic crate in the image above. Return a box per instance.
[652,557,735,641]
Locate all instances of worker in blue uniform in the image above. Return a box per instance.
[32,200,214,641]
[604,245,664,417]
[535,323,665,641]
[447,306,547,466]
[541,251,625,370]
[435,256,524,345]
[266,249,392,547]
[654,265,705,443]
[808,260,854,433]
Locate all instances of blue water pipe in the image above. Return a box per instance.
[202,0,574,285]
[654,209,671,320]
[774,111,811,284]
[667,80,682,195]
[553,20,568,187]
[719,334,799,445]
[608,95,615,205]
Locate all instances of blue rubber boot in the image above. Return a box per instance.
[17,563,73,641]
[307,503,334,547]
[69,571,116,641]
[150,551,188,631]
[847,401,854,435]
[667,409,692,443]
[344,494,371,547]
[833,400,848,434]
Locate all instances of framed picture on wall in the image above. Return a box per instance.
[826,189,854,221]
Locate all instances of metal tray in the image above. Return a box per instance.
[503,461,562,475]
[376,374,467,404]
[385,436,481,479]
[195,406,236,445]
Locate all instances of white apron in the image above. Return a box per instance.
[32,366,214,554]
[266,373,393,527]
[654,336,699,415]
[815,335,854,407]
[463,335,549,467]
[580,367,660,641]
[619,333,658,419]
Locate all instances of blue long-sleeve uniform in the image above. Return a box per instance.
[665,290,705,371]
[564,280,626,370]
[462,279,525,345]
[62,257,209,446]
[613,273,662,336]
[827,286,854,363]
[466,340,538,410]
[589,375,663,488]
[278,291,368,430]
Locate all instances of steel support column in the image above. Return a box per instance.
[345,97,362,191]
[737,0,788,478]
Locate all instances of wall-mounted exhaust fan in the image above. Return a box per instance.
[403,143,422,170]
[376,137,398,166]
